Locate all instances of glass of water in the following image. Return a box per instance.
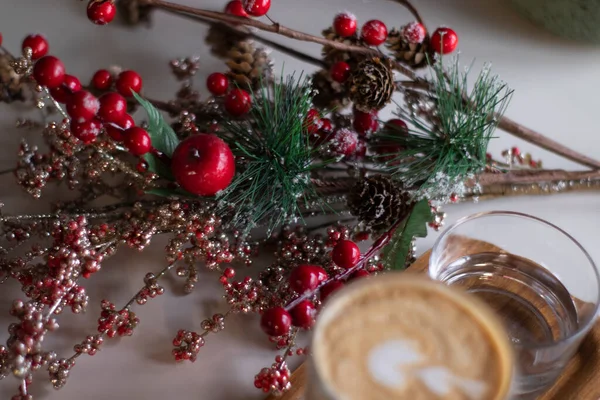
[428,211,600,398]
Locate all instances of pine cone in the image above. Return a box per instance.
[347,175,412,231]
[117,0,154,26]
[0,54,25,103]
[385,29,432,69]
[348,57,395,112]
[205,23,249,59]
[311,69,350,110]
[225,41,272,90]
[321,27,365,68]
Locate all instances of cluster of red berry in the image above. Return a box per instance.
[259,239,368,338]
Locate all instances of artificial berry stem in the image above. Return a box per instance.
[284,218,403,311]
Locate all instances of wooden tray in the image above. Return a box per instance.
[267,238,600,400]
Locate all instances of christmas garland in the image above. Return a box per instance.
[0,0,599,398]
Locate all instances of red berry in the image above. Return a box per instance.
[22,34,49,60]
[32,56,65,89]
[401,22,426,44]
[320,118,333,135]
[431,27,458,54]
[98,92,127,123]
[387,118,408,132]
[511,146,521,156]
[66,90,100,122]
[92,69,113,90]
[224,0,248,17]
[70,118,103,144]
[49,74,81,103]
[330,61,351,83]
[333,13,357,37]
[0,33,3,47]
[350,269,370,280]
[171,134,235,196]
[331,240,361,269]
[106,114,134,141]
[320,280,344,302]
[136,160,148,173]
[123,127,152,156]
[290,300,316,329]
[331,129,358,157]
[116,70,143,97]
[353,109,379,136]
[361,20,388,46]
[87,0,117,25]
[224,88,252,116]
[206,72,229,96]
[304,108,322,134]
[288,265,328,294]
[243,0,271,17]
[260,307,292,337]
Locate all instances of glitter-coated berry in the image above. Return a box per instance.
[225,0,248,17]
[66,90,99,122]
[290,300,316,329]
[123,127,152,156]
[353,109,378,136]
[361,20,388,46]
[224,88,252,116]
[330,61,351,83]
[71,118,103,144]
[33,56,65,89]
[92,69,113,90]
[331,129,358,157]
[431,27,458,54]
[98,92,127,123]
[106,114,134,141]
[333,13,357,37]
[206,72,229,96]
[288,264,328,294]
[49,74,81,103]
[243,0,271,17]
[304,108,322,134]
[320,280,344,302]
[171,134,235,196]
[401,21,427,44]
[260,307,292,336]
[87,0,117,25]
[22,34,49,60]
[331,240,360,269]
[116,70,143,97]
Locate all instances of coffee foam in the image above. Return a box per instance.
[308,274,513,400]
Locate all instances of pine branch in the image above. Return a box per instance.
[217,74,331,232]
[379,58,513,200]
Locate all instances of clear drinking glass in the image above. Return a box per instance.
[429,211,600,398]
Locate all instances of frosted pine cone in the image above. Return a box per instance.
[117,0,154,26]
[225,41,272,90]
[347,175,412,231]
[386,28,432,69]
[348,57,395,112]
[205,23,249,59]
[311,69,350,110]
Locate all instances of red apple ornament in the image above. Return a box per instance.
[171,134,235,196]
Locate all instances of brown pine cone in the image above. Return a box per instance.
[311,69,350,110]
[385,29,432,69]
[205,23,250,59]
[347,175,412,231]
[0,54,25,103]
[348,57,395,112]
[117,0,154,26]
[321,27,365,68]
[225,41,272,90]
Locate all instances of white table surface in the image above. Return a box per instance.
[1,0,600,399]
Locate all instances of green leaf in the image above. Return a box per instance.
[382,200,434,270]
[132,91,180,157]
[145,187,180,198]
[143,153,174,181]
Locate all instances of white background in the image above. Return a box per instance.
[1,0,599,399]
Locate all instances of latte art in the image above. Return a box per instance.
[307,274,513,400]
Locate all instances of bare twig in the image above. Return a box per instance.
[477,169,600,186]
[391,0,425,26]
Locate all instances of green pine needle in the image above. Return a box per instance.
[217,74,329,232]
[378,58,513,200]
